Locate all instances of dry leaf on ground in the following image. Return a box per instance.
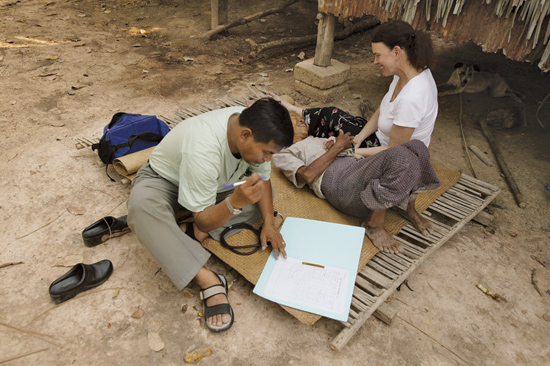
[147,331,164,352]
[131,308,144,319]
[67,205,86,215]
[184,347,212,363]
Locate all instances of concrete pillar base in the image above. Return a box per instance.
[294,58,350,102]
[294,80,348,103]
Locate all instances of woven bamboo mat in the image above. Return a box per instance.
[202,160,461,325]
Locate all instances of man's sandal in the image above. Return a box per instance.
[199,272,234,333]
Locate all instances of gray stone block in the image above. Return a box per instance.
[294,80,348,103]
[294,58,351,90]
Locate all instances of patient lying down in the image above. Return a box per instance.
[273,112,441,254]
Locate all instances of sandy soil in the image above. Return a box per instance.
[1,0,549,365]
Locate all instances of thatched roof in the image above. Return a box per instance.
[319,0,550,71]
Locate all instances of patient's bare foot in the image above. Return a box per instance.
[362,209,403,254]
[364,225,403,254]
[179,222,209,243]
[404,200,433,237]
[403,209,433,237]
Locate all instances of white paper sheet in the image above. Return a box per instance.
[263,257,349,314]
[253,217,365,321]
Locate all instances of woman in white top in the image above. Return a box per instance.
[354,20,438,157]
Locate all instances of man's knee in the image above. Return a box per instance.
[127,189,168,229]
[127,191,147,230]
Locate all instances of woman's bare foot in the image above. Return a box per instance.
[194,268,231,328]
[179,222,209,243]
[403,200,434,237]
[362,209,403,254]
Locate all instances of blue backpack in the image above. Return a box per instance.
[92,112,170,180]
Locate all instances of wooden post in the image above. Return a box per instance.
[203,0,299,41]
[479,120,526,208]
[373,301,398,325]
[211,0,228,29]
[314,13,336,67]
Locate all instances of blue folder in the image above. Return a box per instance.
[253,217,365,321]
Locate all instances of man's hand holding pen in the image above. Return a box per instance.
[228,173,267,210]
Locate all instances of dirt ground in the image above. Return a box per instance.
[1,0,550,365]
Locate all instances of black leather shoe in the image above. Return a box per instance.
[82,215,130,247]
[49,260,114,304]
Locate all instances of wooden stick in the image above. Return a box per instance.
[459,94,477,178]
[468,145,493,166]
[479,120,526,208]
[202,0,299,41]
[0,321,55,339]
[0,261,23,269]
[536,91,549,128]
[0,348,49,364]
[250,17,380,57]
[532,268,543,296]
[397,316,472,365]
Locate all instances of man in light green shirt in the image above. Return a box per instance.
[127,99,293,333]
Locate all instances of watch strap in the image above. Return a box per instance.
[225,195,242,215]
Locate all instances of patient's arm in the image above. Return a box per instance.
[267,91,304,116]
[324,136,336,149]
[296,131,353,185]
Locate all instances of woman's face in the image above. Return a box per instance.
[290,112,308,144]
[372,42,397,76]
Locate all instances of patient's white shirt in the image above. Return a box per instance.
[376,69,438,147]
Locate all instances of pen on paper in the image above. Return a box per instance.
[302,262,325,269]
[222,176,268,189]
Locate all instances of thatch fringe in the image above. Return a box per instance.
[377,0,550,69]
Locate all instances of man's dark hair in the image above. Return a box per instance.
[239,98,294,148]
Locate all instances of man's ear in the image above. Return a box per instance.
[240,128,253,142]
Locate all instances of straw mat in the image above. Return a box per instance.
[202,160,461,325]
[112,147,460,324]
[112,147,155,181]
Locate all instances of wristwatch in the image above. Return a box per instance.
[225,195,242,215]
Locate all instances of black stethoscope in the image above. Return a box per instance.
[220,211,285,255]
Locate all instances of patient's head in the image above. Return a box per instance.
[290,112,308,144]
